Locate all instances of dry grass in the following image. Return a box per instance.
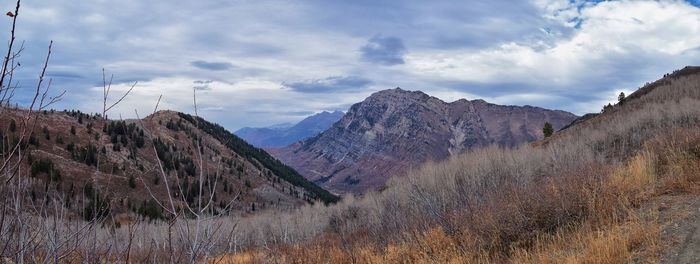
[511,150,662,264]
[217,126,700,264]
[511,216,660,264]
[651,129,700,195]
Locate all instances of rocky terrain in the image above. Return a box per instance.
[271,88,578,194]
[235,111,344,148]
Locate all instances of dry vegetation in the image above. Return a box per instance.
[215,72,700,263]
[0,1,326,262]
[1,0,700,262]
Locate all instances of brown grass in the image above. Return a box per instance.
[217,127,700,264]
[511,150,662,264]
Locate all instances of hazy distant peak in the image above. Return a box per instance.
[235,110,345,148]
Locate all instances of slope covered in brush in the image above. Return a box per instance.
[177,113,339,204]
[0,108,329,222]
[217,66,700,263]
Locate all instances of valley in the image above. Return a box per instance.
[2,0,700,263]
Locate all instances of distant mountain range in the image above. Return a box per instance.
[235,111,344,148]
[270,88,578,194]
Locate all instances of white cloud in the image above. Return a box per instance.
[404,0,700,114]
[6,0,700,128]
[76,76,369,130]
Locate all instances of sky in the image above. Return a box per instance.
[2,0,700,130]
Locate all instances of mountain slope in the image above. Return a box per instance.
[538,66,700,148]
[177,112,338,203]
[227,66,700,263]
[235,111,344,148]
[271,88,578,194]
[0,108,337,221]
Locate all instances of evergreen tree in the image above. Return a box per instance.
[543,122,554,138]
[602,103,613,113]
[128,175,136,189]
[618,92,626,104]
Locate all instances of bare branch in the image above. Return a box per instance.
[104,80,138,114]
[0,0,21,93]
[152,94,162,116]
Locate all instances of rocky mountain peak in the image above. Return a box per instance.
[365,87,433,103]
[271,88,579,194]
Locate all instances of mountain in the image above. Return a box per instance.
[235,111,344,148]
[270,88,578,194]
[0,108,337,220]
[233,67,700,264]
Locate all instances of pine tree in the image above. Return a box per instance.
[543,122,554,138]
[618,92,626,104]
[602,103,613,113]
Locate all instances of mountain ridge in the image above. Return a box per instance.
[271,88,578,194]
[0,107,337,221]
[235,111,344,148]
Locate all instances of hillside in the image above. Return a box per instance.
[218,67,700,263]
[235,111,344,148]
[0,108,336,221]
[4,67,700,263]
[271,88,578,194]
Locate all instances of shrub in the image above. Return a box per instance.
[136,199,163,221]
[28,134,39,146]
[128,175,136,189]
[42,126,50,140]
[31,158,54,178]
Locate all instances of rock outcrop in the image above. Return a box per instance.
[271,88,578,194]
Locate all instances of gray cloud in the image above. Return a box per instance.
[193,80,214,90]
[200,105,224,112]
[46,71,84,79]
[190,60,234,71]
[245,110,316,116]
[6,0,700,130]
[284,76,373,93]
[360,35,406,65]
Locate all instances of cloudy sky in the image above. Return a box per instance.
[3,0,700,130]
